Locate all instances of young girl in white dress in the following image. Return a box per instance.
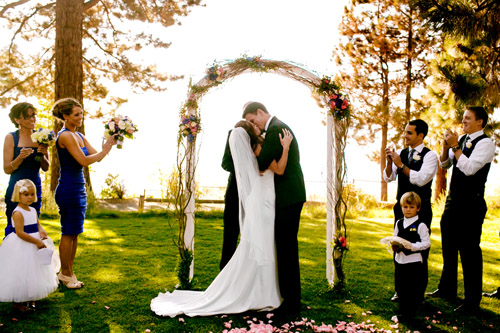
[0,179,59,312]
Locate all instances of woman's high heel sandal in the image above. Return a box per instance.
[58,272,82,289]
[72,273,84,286]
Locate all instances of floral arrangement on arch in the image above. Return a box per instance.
[179,114,201,142]
[206,64,225,83]
[318,76,350,121]
[236,55,266,71]
[333,234,348,259]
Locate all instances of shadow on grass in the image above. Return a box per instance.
[0,214,499,332]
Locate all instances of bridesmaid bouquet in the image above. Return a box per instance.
[31,128,56,161]
[104,115,138,149]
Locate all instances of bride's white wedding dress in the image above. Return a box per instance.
[150,127,281,317]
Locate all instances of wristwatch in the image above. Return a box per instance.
[451,145,460,153]
[399,164,407,171]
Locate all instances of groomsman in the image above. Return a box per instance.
[384,119,438,302]
[428,106,495,313]
[243,102,306,314]
[219,130,240,270]
[384,119,438,227]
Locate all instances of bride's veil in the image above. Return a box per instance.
[229,127,260,231]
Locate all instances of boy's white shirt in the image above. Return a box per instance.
[393,214,430,264]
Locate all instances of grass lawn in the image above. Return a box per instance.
[0,209,499,332]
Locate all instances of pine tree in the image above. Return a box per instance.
[336,0,438,200]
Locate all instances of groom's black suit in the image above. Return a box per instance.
[257,116,306,311]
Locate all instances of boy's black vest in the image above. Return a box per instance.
[396,217,425,256]
[449,134,491,200]
[396,147,432,203]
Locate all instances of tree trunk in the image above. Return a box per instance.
[51,0,88,192]
[434,167,447,201]
[405,5,413,123]
[380,121,388,201]
[380,63,390,202]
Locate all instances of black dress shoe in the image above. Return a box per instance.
[453,303,480,314]
[483,290,500,299]
[426,289,456,300]
[391,292,399,302]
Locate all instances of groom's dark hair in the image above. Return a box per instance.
[242,101,268,118]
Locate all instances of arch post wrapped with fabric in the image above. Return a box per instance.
[174,56,351,288]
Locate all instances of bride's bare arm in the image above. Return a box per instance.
[269,129,293,175]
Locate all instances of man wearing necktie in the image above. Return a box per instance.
[385,119,438,227]
[384,119,438,302]
[427,106,496,313]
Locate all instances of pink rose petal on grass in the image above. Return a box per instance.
[345,299,351,303]
[453,327,458,330]
[104,306,110,310]
[91,301,96,304]
[266,313,274,319]
[145,330,151,333]
[178,318,184,322]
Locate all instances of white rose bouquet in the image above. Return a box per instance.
[31,128,56,161]
[104,115,138,149]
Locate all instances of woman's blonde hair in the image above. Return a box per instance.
[11,179,37,203]
[400,191,421,209]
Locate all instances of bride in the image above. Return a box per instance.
[150,120,293,317]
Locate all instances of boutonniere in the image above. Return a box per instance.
[412,153,421,161]
[466,141,472,149]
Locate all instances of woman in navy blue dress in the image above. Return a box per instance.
[52,98,116,289]
[3,102,49,237]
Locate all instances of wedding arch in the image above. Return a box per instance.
[173,56,351,289]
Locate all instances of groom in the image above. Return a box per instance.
[243,102,306,313]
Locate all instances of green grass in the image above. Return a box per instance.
[0,210,499,332]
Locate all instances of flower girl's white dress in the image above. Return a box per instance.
[0,206,59,302]
[151,127,282,317]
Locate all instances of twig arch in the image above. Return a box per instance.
[173,56,350,289]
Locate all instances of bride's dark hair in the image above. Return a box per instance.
[234,120,263,150]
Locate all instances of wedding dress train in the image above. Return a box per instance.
[150,127,281,317]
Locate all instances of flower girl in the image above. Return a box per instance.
[0,179,59,312]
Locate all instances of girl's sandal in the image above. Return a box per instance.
[13,302,32,312]
[58,272,82,289]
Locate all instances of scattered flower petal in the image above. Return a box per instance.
[178,318,184,322]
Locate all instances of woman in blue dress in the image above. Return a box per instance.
[3,102,49,237]
[52,98,116,289]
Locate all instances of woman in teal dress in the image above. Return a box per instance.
[52,98,116,289]
[3,102,49,237]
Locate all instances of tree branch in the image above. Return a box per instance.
[0,0,31,17]
[83,0,101,11]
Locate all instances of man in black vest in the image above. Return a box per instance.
[427,106,495,313]
[385,119,438,302]
[219,130,240,270]
[243,102,306,314]
[385,119,438,227]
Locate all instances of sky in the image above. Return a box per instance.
[1,0,498,201]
